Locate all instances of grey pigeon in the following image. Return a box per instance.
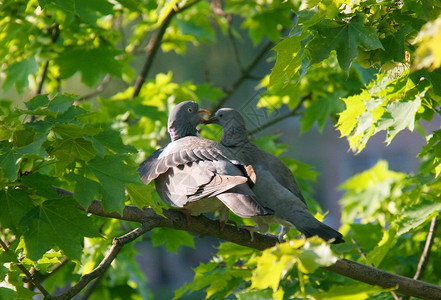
[205,108,344,243]
[137,101,272,228]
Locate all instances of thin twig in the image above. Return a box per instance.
[227,17,243,72]
[248,104,302,136]
[402,217,439,300]
[414,217,438,280]
[132,0,201,99]
[36,24,60,96]
[212,40,274,112]
[37,62,50,95]
[47,222,154,299]
[76,74,112,102]
[0,238,49,297]
[116,14,127,51]
[351,237,370,263]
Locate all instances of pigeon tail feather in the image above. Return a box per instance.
[289,212,344,244]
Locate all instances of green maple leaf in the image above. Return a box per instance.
[21,173,61,199]
[25,94,50,111]
[87,155,142,212]
[2,57,38,94]
[366,226,397,267]
[397,201,441,235]
[307,14,384,72]
[88,128,136,156]
[269,33,308,86]
[55,47,124,87]
[0,287,17,300]
[0,147,21,181]
[47,94,77,114]
[74,0,114,24]
[242,7,292,44]
[22,197,100,260]
[300,91,345,133]
[317,283,387,299]
[66,173,101,208]
[52,138,97,162]
[380,26,413,64]
[126,183,166,217]
[0,190,34,233]
[412,68,441,96]
[38,0,75,15]
[52,123,100,139]
[151,228,195,253]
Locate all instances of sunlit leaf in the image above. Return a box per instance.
[366,226,397,267]
[308,15,384,72]
[413,17,441,71]
[126,183,166,217]
[397,202,441,235]
[2,57,38,94]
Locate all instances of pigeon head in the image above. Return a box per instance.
[205,108,245,127]
[168,101,210,141]
[205,108,248,146]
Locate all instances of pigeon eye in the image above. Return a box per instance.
[187,107,193,113]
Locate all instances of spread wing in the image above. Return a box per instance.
[137,136,253,185]
[138,136,270,217]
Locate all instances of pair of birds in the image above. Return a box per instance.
[138,101,344,244]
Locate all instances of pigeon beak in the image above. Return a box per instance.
[197,109,211,122]
[204,116,218,124]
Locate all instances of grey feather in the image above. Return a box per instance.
[206,108,344,243]
[138,101,272,224]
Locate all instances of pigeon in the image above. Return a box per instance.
[137,101,272,228]
[205,108,344,243]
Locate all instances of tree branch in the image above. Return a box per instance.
[0,238,49,297]
[80,274,105,300]
[211,13,297,113]
[212,40,274,112]
[47,222,154,300]
[131,0,201,99]
[52,187,441,299]
[323,259,441,300]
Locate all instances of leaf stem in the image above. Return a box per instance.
[0,237,49,297]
